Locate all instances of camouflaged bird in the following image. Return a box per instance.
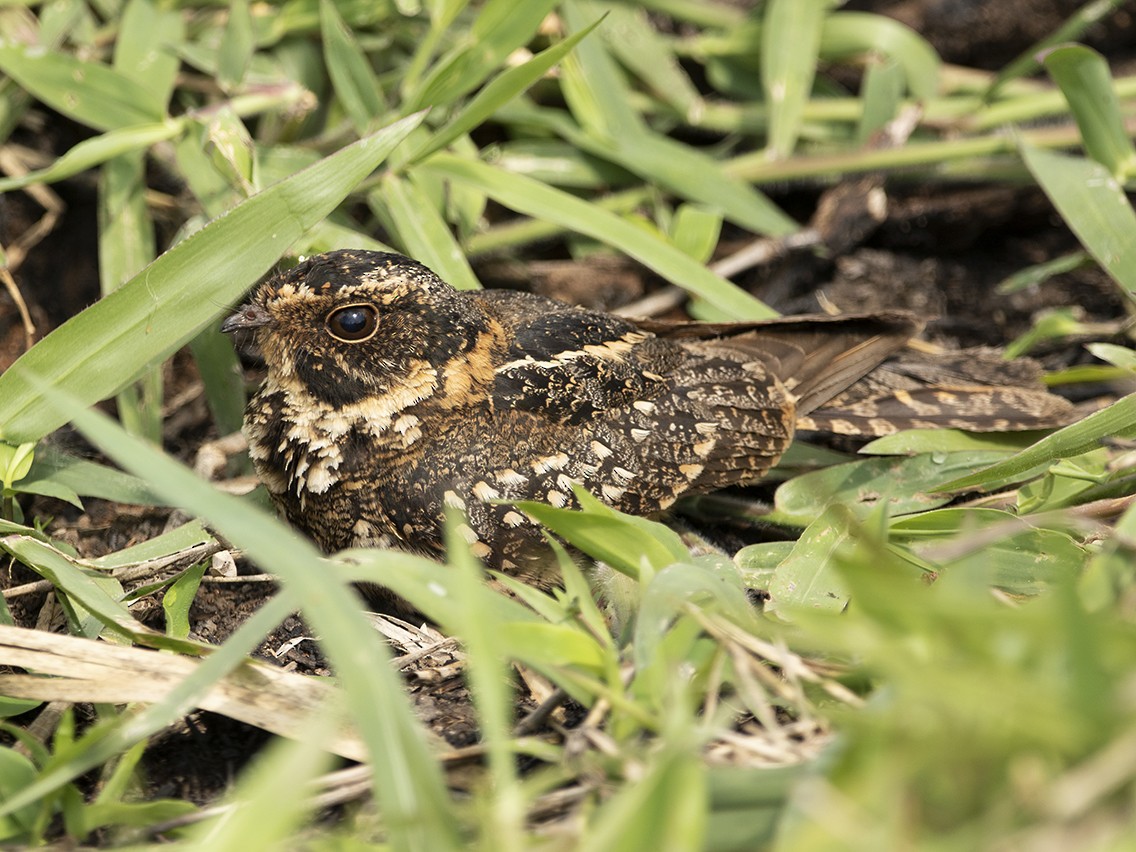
[223,249,1075,580]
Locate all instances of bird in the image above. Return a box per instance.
[222,249,1075,583]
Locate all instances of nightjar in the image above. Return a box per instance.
[223,249,1074,581]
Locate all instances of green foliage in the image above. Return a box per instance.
[0,0,1133,847]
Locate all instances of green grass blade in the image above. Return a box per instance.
[217,0,254,90]
[822,12,940,100]
[762,0,827,157]
[0,112,426,443]
[407,0,559,110]
[1020,142,1136,297]
[987,0,1129,99]
[408,17,603,164]
[936,393,1136,492]
[598,3,703,121]
[0,121,183,193]
[114,0,184,109]
[1042,43,1136,178]
[423,153,776,318]
[320,0,386,133]
[373,173,482,289]
[0,45,165,130]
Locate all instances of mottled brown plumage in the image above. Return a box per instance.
[223,249,1074,580]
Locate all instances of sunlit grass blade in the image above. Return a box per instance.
[598,3,702,120]
[0,45,165,130]
[407,0,559,110]
[423,153,776,318]
[0,121,183,193]
[0,112,426,443]
[373,173,481,289]
[936,392,1136,492]
[320,0,386,133]
[1043,43,1136,178]
[407,17,603,164]
[762,0,827,157]
[1020,142,1136,297]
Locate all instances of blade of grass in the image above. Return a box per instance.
[372,173,481,289]
[0,111,426,443]
[762,0,827,157]
[1043,43,1136,178]
[1020,142,1136,298]
[936,392,1136,492]
[423,153,776,318]
[0,45,165,130]
[320,0,386,133]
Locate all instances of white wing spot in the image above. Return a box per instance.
[473,480,500,501]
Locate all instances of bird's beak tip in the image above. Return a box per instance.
[221,304,271,334]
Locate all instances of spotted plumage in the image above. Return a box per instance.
[223,249,1074,581]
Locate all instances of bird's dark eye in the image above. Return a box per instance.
[326,304,379,342]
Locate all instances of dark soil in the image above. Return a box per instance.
[2,0,1135,829]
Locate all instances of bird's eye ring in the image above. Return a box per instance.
[326,304,379,342]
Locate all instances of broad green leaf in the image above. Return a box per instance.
[22,450,164,506]
[499,622,607,671]
[0,112,426,443]
[937,393,1136,491]
[423,153,776,318]
[1087,342,1136,372]
[189,329,248,437]
[88,520,214,569]
[1043,43,1136,178]
[0,748,37,839]
[762,0,827,157]
[1020,143,1136,297]
[0,536,166,645]
[320,0,386,132]
[163,562,207,640]
[515,503,677,581]
[0,46,165,130]
[857,56,903,144]
[771,452,1009,527]
[765,504,856,616]
[669,205,722,263]
[890,508,1087,594]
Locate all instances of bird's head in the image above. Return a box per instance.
[224,250,487,408]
